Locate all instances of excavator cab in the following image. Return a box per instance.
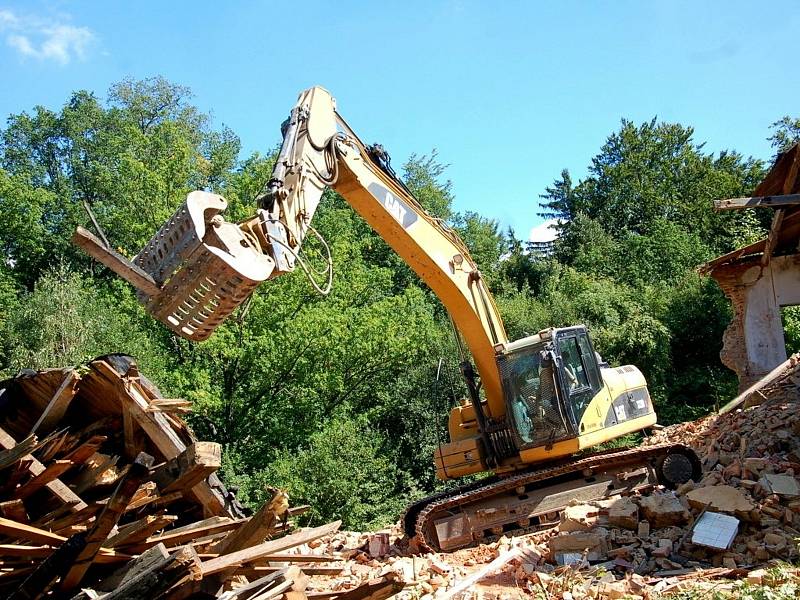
[435,325,661,480]
[500,326,610,450]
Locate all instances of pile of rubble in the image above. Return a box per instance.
[0,357,398,599]
[288,359,800,599]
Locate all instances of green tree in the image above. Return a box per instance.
[0,77,241,286]
[1,266,169,378]
[769,116,800,154]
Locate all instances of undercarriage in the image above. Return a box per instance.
[404,443,700,552]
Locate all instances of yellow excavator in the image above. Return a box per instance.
[73,87,700,552]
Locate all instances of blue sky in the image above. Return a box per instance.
[1,1,799,241]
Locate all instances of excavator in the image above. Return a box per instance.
[72,86,701,552]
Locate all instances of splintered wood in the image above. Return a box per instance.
[0,357,368,599]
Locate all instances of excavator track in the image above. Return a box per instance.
[412,443,700,552]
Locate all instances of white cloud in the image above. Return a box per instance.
[0,9,19,28]
[1,8,94,65]
[529,219,560,243]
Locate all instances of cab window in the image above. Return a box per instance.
[558,336,589,392]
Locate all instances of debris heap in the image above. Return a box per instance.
[0,356,398,599]
[299,357,800,599]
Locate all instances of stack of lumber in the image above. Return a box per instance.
[0,356,393,599]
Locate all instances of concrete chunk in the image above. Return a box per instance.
[548,529,608,561]
[559,503,600,532]
[760,474,800,498]
[639,492,690,528]
[686,485,755,520]
[607,497,638,530]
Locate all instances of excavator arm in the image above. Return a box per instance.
[73,86,508,419]
[252,87,508,417]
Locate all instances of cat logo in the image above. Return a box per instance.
[367,183,418,229]
[384,192,407,224]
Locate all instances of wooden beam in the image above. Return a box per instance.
[0,434,39,472]
[762,208,785,267]
[122,517,244,553]
[72,226,161,296]
[104,514,178,547]
[784,144,800,196]
[29,371,80,436]
[209,489,288,556]
[719,353,800,414]
[200,520,341,577]
[59,452,154,591]
[152,442,221,494]
[121,406,142,461]
[13,460,73,500]
[0,500,29,524]
[714,193,800,211]
[90,360,228,516]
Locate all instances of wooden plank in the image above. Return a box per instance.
[0,500,29,524]
[30,501,80,528]
[72,226,162,296]
[0,544,57,559]
[239,564,344,577]
[152,442,221,494]
[0,544,128,565]
[146,398,192,414]
[59,452,154,591]
[198,552,338,562]
[329,576,404,600]
[29,371,80,436]
[0,434,39,471]
[13,460,73,500]
[127,490,183,514]
[0,516,65,545]
[104,514,178,547]
[123,517,244,553]
[46,502,104,533]
[210,490,289,557]
[714,193,800,211]
[62,435,108,465]
[200,521,341,576]
[217,568,287,600]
